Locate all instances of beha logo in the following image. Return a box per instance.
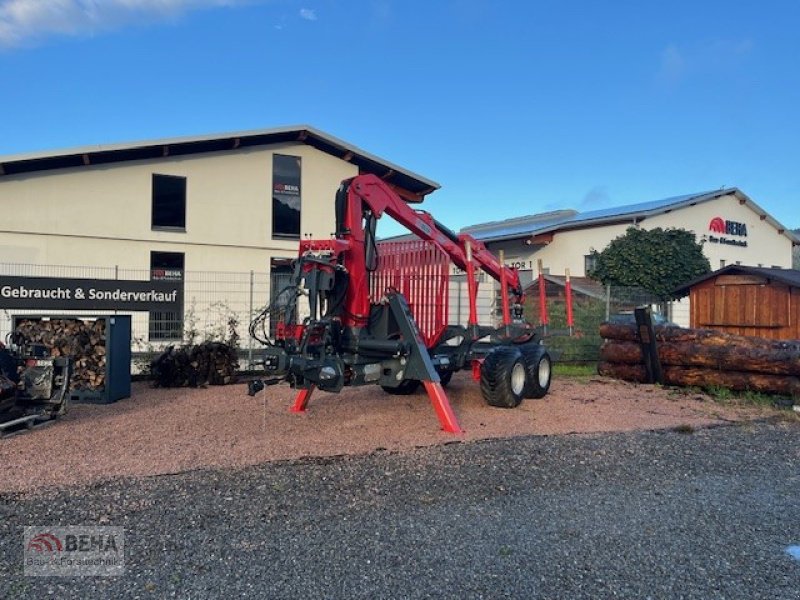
[709,217,748,237]
[27,533,64,553]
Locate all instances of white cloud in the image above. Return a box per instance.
[658,44,685,85]
[0,0,247,47]
[299,7,316,21]
[657,38,754,87]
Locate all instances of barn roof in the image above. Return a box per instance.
[673,265,800,297]
[0,125,439,201]
[463,188,800,244]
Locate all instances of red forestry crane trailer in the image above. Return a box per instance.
[248,174,552,433]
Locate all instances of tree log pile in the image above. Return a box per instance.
[14,318,107,391]
[150,342,239,388]
[598,323,800,396]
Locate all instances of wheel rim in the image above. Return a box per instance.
[538,357,551,389]
[511,362,526,396]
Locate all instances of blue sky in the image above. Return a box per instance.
[1,0,799,237]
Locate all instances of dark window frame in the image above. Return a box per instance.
[584,254,598,276]
[152,174,187,231]
[272,154,302,240]
[149,251,185,342]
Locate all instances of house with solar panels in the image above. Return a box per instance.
[461,188,799,326]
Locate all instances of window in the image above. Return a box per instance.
[149,251,184,341]
[584,254,598,276]
[152,174,186,230]
[272,154,301,239]
[720,259,726,269]
[269,258,297,336]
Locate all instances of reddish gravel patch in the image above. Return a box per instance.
[0,374,773,494]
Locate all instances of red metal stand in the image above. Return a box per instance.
[465,241,479,330]
[290,386,315,412]
[499,249,511,326]
[422,380,463,433]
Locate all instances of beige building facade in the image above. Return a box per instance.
[0,126,438,346]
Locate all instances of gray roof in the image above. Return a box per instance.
[463,188,800,244]
[673,265,800,297]
[460,209,577,242]
[0,125,439,200]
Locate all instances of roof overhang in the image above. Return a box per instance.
[672,264,800,298]
[0,125,440,202]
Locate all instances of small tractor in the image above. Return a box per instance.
[248,174,552,433]
[0,332,72,434]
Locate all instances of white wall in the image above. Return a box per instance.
[0,143,360,347]
[486,193,793,278]
[0,143,358,271]
[480,193,794,329]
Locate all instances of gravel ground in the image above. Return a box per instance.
[0,374,774,494]
[1,419,798,598]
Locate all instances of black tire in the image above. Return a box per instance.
[0,349,19,383]
[437,369,453,387]
[519,345,552,399]
[480,347,527,408]
[381,379,421,395]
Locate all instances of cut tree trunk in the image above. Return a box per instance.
[600,339,800,376]
[597,361,800,395]
[662,366,800,396]
[597,362,647,383]
[600,323,800,351]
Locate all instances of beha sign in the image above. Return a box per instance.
[0,276,183,311]
[707,217,748,247]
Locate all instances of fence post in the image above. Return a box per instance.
[537,259,548,335]
[605,284,611,321]
[248,270,254,370]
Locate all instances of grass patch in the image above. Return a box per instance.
[553,363,596,379]
[703,385,795,410]
[705,385,734,402]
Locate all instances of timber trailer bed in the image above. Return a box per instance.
[248,174,552,433]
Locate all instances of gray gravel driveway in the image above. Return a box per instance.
[2,420,799,599]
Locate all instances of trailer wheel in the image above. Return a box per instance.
[381,379,421,395]
[519,345,552,399]
[436,369,453,387]
[480,347,526,408]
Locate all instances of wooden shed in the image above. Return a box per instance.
[674,265,800,340]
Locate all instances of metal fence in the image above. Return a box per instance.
[527,283,664,364]
[0,261,663,369]
[0,263,269,370]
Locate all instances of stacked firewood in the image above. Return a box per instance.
[150,342,239,388]
[14,318,107,391]
[598,322,800,396]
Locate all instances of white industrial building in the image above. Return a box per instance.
[462,189,799,326]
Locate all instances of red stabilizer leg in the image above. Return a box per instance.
[423,381,463,434]
[291,386,315,413]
